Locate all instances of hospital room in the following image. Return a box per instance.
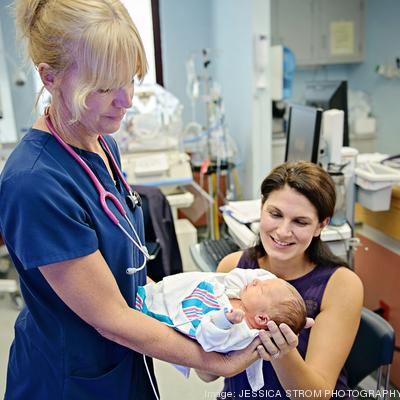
[0,0,399,399]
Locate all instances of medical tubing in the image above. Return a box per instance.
[124,214,149,255]
[141,311,233,397]
[116,223,148,274]
[121,214,150,274]
[142,354,160,400]
[117,222,148,258]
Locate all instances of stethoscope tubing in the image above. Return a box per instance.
[44,111,149,273]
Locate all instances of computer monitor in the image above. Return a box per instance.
[285,104,322,164]
[305,80,349,146]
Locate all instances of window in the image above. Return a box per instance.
[121,0,158,85]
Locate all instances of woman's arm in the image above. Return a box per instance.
[39,250,260,377]
[258,267,363,400]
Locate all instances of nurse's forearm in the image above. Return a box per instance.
[38,251,258,376]
[96,306,258,377]
[195,369,219,382]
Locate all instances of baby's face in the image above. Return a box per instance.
[240,278,291,315]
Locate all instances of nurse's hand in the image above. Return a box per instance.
[257,318,314,361]
[197,336,262,382]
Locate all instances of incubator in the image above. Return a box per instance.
[114,84,183,153]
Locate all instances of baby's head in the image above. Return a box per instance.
[240,278,306,334]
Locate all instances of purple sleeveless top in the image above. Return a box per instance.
[220,251,351,400]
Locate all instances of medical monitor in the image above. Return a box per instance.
[305,80,349,146]
[285,105,322,164]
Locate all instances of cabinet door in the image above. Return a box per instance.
[271,0,315,67]
[315,0,365,64]
[271,0,365,66]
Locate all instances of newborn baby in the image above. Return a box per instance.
[135,268,307,391]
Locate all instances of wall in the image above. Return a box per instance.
[211,0,253,193]
[159,0,213,126]
[290,0,400,155]
[161,0,272,198]
[347,0,400,154]
[213,0,273,198]
[0,16,17,142]
[0,0,37,141]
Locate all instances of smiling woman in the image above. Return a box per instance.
[259,186,328,265]
[253,161,342,272]
[214,161,363,400]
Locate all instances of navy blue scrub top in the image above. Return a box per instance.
[0,128,157,399]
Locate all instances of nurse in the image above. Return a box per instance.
[0,1,267,399]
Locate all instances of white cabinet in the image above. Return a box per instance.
[271,0,315,66]
[271,0,365,66]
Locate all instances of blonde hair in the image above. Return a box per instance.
[15,0,148,124]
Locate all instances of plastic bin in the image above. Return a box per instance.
[355,162,400,211]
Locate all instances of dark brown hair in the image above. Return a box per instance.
[251,161,348,268]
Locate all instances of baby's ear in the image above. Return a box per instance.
[254,313,270,328]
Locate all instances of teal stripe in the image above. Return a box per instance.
[182,281,221,332]
[136,286,175,327]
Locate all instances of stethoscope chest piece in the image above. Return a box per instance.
[126,191,142,210]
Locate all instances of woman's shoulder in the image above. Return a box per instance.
[1,140,49,188]
[329,266,363,289]
[216,250,244,273]
[323,266,364,308]
[0,132,84,207]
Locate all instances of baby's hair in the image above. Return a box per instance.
[268,282,307,334]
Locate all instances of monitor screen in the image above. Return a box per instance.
[285,105,322,164]
[305,80,349,146]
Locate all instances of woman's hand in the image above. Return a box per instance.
[257,318,314,361]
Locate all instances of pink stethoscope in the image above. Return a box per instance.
[44,110,150,274]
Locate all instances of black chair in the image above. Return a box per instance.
[345,308,396,398]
